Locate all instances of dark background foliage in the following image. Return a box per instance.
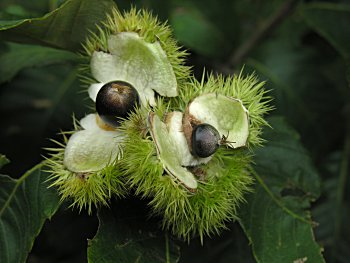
[0,0,349,262]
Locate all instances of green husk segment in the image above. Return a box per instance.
[47,153,125,214]
[119,71,271,240]
[121,108,253,241]
[81,7,190,90]
[174,72,272,147]
[108,32,178,97]
[46,121,125,214]
[63,129,123,173]
[89,32,178,106]
[149,113,197,190]
[108,32,177,99]
[158,151,253,242]
[188,93,249,148]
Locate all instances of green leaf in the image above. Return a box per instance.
[239,116,325,263]
[170,5,228,58]
[313,133,350,263]
[313,175,350,263]
[301,3,350,88]
[0,63,85,175]
[88,203,180,263]
[253,116,321,198]
[179,224,255,263]
[0,155,9,169]
[0,0,50,18]
[0,0,116,51]
[301,3,350,59]
[0,5,32,20]
[0,42,78,83]
[246,32,347,158]
[0,163,60,263]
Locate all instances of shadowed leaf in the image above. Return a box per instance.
[239,117,325,263]
[0,0,116,51]
[0,42,78,83]
[170,6,228,58]
[0,155,9,169]
[88,200,180,263]
[301,3,350,87]
[301,3,350,59]
[0,163,60,263]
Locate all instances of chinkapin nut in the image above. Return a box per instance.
[47,7,272,241]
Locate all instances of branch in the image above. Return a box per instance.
[222,0,299,73]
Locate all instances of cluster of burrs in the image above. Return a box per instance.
[46,7,271,241]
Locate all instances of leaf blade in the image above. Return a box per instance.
[170,6,228,58]
[0,163,60,263]
[239,117,325,263]
[301,3,350,59]
[0,0,116,51]
[0,42,78,83]
[0,155,9,169]
[88,203,180,263]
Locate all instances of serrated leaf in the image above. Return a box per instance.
[0,163,60,263]
[240,185,324,263]
[239,116,325,263]
[0,42,78,83]
[253,116,321,198]
[88,203,180,263]
[0,0,116,51]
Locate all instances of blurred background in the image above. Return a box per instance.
[0,0,349,262]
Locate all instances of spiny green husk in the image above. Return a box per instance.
[172,72,273,146]
[120,108,253,241]
[45,128,126,214]
[80,7,190,87]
